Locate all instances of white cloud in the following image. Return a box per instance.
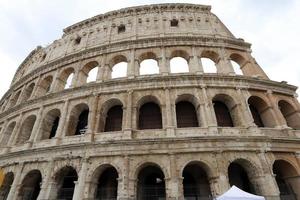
[0,0,299,100]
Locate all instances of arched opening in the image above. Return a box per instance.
[137,165,166,200]
[111,55,128,79]
[9,90,21,107]
[182,163,212,199]
[201,58,217,73]
[18,170,42,200]
[273,160,300,199]
[56,68,75,91]
[104,105,123,132]
[0,172,14,199]
[0,121,16,145]
[248,96,276,128]
[213,101,234,127]
[140,59,159,75]
[176,101,199,128]
[81,61,99,83]
[138,102,162,130]
[278,100,300,129]
[201,50,219,73]
[67,104,89,136]
[40,109,61,140]
[231,60,243,75]
[228,162,256,194]
[23,82,35,101]
[56,166,78,200]
[170,57,189,73]
[94,166,119,200]
[37,76,53,96]
[16,115,36,144]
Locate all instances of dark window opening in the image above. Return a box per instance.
[213,101,234,127]
[249,104,264,127]
[74,37,81,45]
[137,166,166,200]
[170,19,179,27]
[75,109,89,135]
[0,173,14,199]
[57,168,78,200]
[228,163,255,194]
[49,117,60,139]
[96,168,118,200]
[104,105,123,132]
[138,102,162,130]
[118,25,126,33]
[176,101,198,128]
[19,171,42,200]
[183,164,212,199]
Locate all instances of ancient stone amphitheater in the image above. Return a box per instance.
[0,3,299,200]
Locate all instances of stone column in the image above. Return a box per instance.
[54,100,69,144]
[217,57,235,75]
[214,153,230,195]
[86,95,99,141]
[73,158,89,200]
[200,86,218,131]
[102,64,112,80]
[16,85,26,105]
[166,154,182,200]
[38,160,55,200]
[159,48,170,75]
[266,90,287,128]
[127,49,136,78]
[165,88,175,137]
[49,70,60,93]
[6,163,23,200]
[0,119,9,144]
[124,91,133,138]
[236,88,256,128]
[31,106,45,143]
[189,46,203,74]
[7,114,23,147]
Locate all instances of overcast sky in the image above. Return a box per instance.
[0,0,299,99]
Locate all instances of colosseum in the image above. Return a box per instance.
[0,3,299,200]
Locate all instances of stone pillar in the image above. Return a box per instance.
[86,95,98,141]
[38,160,55,200]
[0,119,9,144]
[159,48,170,75]
[49,70,60,93]
[7,114,23,147]
[6,163,23,200]
[16,85,26,105]
[127,49,136,78]
[200,86,218,131]
[102,64,112,80]
[214,153,230,195]
[217,57,235,75]
[117,155,130,200]
[54,100,69,143]
[166,154,182,200]
[194,87,208,127]
[73,158,89,200]
[266,90,287,128]
[31,106,45,143]
[189,46,203,74]
[236,88,256,128]
[124,91,133,137]
[165,88,175,137]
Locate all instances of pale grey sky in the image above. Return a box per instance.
[0,0,299,99]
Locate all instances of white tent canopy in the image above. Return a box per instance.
[216,185,265,200]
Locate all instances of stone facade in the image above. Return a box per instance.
[0,3,299,200]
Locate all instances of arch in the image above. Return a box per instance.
[230,53,247,75]
[67,103,89,136]
[40,109,61,140]
[0,172,14,199]
[228,161,257,194]
[136,163,166,200]
[182,161,212,199]
[0,121,16,145]
[54,166,78,200]
[16,115,36,144]
[56,68,75,91]
[213,94,240,127]
[138,97,162,129]
[23,82,35,101]
[9,90,21,107]
[201,50,219,73]
[36,76,53,96]
[111,55,128,78]
[91,164,119,200]
[273,160,300,199]
[170,50,190,73]
[17,170,42,200]
[176,100,199,128]
[248,96,276,128]
[278,100,300,129]
[139,52,159,75]
[81,61,99,83]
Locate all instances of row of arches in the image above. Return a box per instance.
[0,159,299,199]
[2,49,255,112]
[1,93,300,146]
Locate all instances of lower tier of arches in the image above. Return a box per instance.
[0,151,300,200]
